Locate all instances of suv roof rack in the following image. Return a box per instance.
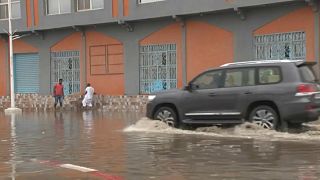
[221,60,305,67]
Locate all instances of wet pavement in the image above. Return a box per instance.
[0,111,320,180]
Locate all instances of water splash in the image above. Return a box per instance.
[124,118,320,142]
[123,118,176,132]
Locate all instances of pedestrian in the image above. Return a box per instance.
[82,83,95,108]
[53,79,64,109]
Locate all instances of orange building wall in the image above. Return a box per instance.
[86,31,125,95]
[13,39,38,53]
[0,39,7,96]
[186,21,234,81]
[33,0,39,26]
[123,0,129,16]
[51,32,82,52]
[254,7,315,61]
[140,23,183,88]
[26,0,32,28]
[112,0,119,17]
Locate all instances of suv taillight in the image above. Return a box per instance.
[297,84,317,93]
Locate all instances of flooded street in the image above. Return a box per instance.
[1,111,320,180]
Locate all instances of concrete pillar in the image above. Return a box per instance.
[123,40,140,95]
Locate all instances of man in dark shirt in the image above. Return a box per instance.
[53,79,64,108]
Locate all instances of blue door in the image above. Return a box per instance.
[14,53,40,93]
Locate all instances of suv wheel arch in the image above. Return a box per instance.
[153,103,180,126]
[246,101,280,120]
[246,101,286,130]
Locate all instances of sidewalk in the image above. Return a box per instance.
[0,94,148,112]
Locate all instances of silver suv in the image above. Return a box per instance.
[146,60,320,131]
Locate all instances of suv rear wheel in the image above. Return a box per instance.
[249,105,279,130]
[154,107,179,128]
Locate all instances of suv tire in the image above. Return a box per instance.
[154,107,179,128]
[249,105,279,130]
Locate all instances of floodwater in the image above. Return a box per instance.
[0,111,320,180]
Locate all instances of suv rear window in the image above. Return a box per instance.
[299,66,316,83]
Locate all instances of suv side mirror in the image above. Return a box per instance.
[184,85,191,91]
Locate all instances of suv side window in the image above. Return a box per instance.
[192,70,223,90]
[258,67,281,84]
[224,68,255,88]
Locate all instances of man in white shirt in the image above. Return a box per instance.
[82,83,95,107]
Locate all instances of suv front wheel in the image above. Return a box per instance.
[154,107,179,128]
[249,105,279,130]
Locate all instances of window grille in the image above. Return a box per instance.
[51,51,81,95]
[139,44,177,94]
[254,31,306,60]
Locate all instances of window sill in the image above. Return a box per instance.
[76,7,104,13]
[0,17,21,21]
[138,0,166,5]
[46,12,72,16]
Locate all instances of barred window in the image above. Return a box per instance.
[51,51,81,95]
[139,44,177,94]
[254,32,306,60]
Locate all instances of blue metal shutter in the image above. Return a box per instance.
[14,54,40,93]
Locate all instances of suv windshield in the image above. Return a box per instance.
[299,65,316,83]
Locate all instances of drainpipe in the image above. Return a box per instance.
[81,29,87,91]
[172,15,187,86]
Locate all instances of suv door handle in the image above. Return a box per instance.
[244,91,253,95]
[208,93,216,97]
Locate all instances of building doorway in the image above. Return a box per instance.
[139,44,177,94]
[51,51,80,95]
[14,53,40,93]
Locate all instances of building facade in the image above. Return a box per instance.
[0,0,319,96]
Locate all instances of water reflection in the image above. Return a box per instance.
[125,133,320,180]
[82,110,93,134]
[54,111,64,137]
[10,113,17,180]
[0,111,139,179]
[0,112,320,179]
